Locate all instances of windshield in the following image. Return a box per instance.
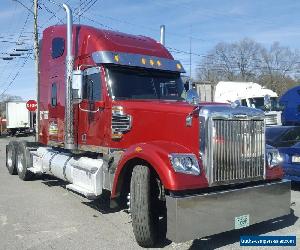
[266,126,300,147]
[105,66,184,101]
[248,97,282,111]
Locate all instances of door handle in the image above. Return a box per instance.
[79,103,100,113]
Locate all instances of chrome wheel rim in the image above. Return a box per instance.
[7,149,13,168]
[17,153,24,173]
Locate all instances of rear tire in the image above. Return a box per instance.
[6,141,18,175]
[130,165,159,247]
[16,141,34,181]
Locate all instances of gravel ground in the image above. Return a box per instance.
[0,136,298,250]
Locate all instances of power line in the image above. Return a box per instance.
[42,2,64,23]
[1,0,95,98]
[0,55,30,96]
[84,11,207,42]
[79,15,116,30]
[0,1,34,86]
[42,0,86,29]
[167,46,206,57]
[74,0,99,21]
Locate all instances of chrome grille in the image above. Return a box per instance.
[112,113,131,133]
[211,119,265,185]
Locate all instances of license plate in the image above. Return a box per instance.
[235,214,250,229]
[292,155,300,163]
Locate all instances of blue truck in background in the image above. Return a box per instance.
[280,86,300,125]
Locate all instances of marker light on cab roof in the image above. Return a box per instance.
[114,54,119,62]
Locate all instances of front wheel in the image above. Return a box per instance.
[130,165,159,247]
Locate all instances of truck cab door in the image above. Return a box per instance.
[77,67,105,147]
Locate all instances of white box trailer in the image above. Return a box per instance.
[6,102,31,135]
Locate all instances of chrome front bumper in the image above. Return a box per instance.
[166,180,291,243]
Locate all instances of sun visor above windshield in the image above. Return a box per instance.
[92,51,185,73]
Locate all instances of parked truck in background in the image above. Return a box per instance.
[280,86,300,125]
[5,4,291,247]
[213,81,282,126]
[6,101,31,136]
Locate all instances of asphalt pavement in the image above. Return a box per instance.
[0,136,299,250]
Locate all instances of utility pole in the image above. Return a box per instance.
[79,0,81,24]
[33,0,40,141]
[189,25,192,89]
[189,36,192,78]
[189,36,192,89]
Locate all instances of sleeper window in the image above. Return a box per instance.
[52,37,65,59]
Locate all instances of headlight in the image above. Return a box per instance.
[292,155,300,163]
[266,149,283,168]
[169,153,200,175]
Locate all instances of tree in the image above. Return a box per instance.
[197,39,300,96]
[259,42,299,95]
[197,38,262,83]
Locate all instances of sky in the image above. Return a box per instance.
[1,0,300,100]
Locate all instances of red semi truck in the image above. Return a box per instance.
[5,4,290,247]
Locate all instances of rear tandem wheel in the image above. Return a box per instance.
[6,141,18,175]
[16,141,34,181]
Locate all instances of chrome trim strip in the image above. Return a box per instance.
[92,51,185,73]
[78,144,109,154]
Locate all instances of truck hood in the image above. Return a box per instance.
[113,99,194,114]
[113,100,229,116]
[109,99,201,154]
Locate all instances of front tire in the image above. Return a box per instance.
[16,141,34,181]
[130,165,159,247]
[6,141,18,175]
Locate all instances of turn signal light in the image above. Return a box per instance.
[112,133,123,139]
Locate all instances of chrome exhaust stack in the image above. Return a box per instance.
[63,3,75,150]
[160,25,165,45]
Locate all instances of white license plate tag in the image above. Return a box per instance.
[235,214,250,229]
[292,155,300,163]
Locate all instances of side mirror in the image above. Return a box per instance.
[186,89,200,105]
[231,99,241,108]
[72,70,84,102]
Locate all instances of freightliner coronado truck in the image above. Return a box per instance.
[5,4,290,247]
